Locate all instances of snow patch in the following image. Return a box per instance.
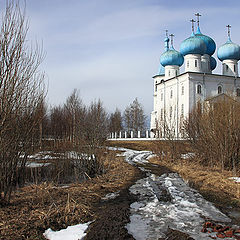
[43,222,91,240]
[127,173,231,240]
[102,191,120,200]
[26,162,51,168]
[181,152,195,159]
[229,177,240,183]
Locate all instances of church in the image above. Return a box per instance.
[150,13,240,139]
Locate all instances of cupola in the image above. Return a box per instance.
[217,25,240,76]
[160,33,183,79]
[180,18,206,73]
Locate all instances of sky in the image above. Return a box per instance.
[2,0,240,117]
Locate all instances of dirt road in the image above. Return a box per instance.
[85,148,240,240]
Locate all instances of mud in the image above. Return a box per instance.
[85,188,137,240]
[85,159,196,240]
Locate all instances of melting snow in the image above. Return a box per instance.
[229,177,240,183]
[26,162,51,168]
[43,222,91,240]
[102,191,120,201]
[127,173,231,240]
[118,148,235,240]
[181,152,195,159]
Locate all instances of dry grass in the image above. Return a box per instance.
[106,140,157,151]
[0,150,141,240]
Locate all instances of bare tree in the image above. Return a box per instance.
[108,108,122,133]
[183,96,240,173]
[123,98,146,132]
[49,105,67,140]
[64,89,86,144]
[0,1,45,202]
[84,99,108,149]
[155,103,181,161]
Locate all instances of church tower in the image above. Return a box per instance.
[160,32,184,79]
[217,25,240,77]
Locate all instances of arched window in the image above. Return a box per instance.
[195,60,197,67]
[170,106,172,119]
[160,108,164,121]
[181,104,184,116]
[218,85,222,94]
[226,65,229,72]
[234,65,236,72]
[170,89,173,98]
[181,86,184,95]
[187,61,189,68]
[175,70,178,76]
[197,84,202,94]
[155,81,157,91]
[236,88,240,97]
[168,70,171,76]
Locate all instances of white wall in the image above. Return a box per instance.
[151,71,240,138]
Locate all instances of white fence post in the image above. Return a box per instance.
[138,131,140,138]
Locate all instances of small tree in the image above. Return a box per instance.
[64,89,86,144]
[155,103,181,161]
[108,108,122,133]
[123,98,146,132]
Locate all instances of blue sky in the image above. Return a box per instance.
[5,0,240,117]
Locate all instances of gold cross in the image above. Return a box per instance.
[169,34,174,47]
[226,24,231,38]
[195,13,201,26]
[190,19,196,32]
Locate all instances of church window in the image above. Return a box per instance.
[161,93,163,101]
[218,85,222,94]
[181,86,184,95]
[237,88,240,97]
[175,70,178,76]
[195,60,197,67]
[181,104,184,116]
[234,65,236,72]
[170,106,172,119]
[170,90,173,98]
[187,61,189,68]
[155,83,157,92]
[226,65,229,72]
[197,84,202,94]
[160,108,163,121]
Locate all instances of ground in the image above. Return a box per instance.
[1,141,240,239]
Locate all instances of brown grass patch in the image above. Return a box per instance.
[106,140,160,151]
[0,150,141,240]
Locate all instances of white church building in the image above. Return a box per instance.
[150,14,240,139]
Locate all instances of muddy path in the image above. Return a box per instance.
[85,148,240,240]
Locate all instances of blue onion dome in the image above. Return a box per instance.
[180,33,207,56]
[158,64,165,75]
[195,26,216,55]
[210,56,217,70]
[160,46,184,67]
[217,37,240,61]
